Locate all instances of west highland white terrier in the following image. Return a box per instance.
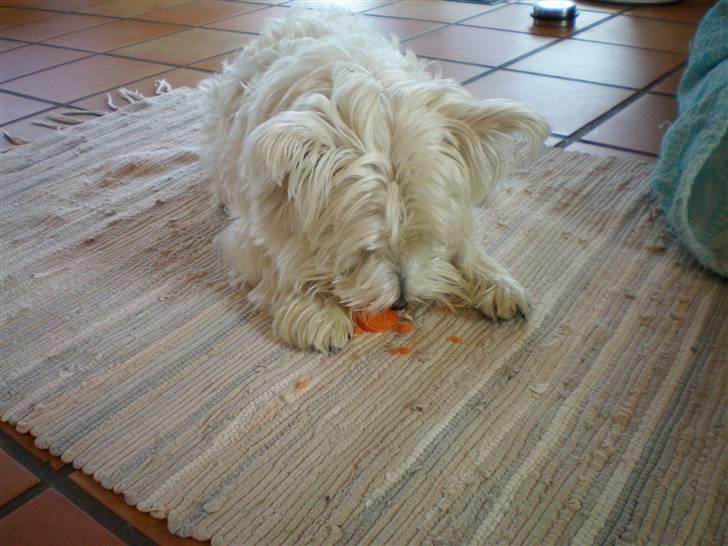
[200,10,548,352]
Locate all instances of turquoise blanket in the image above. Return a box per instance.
[650,0,728,276]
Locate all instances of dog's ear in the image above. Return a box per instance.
[245,104,334,189]
[244,96,356,227]
[438,94,548,204]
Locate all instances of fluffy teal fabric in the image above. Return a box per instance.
[650,0,727,276]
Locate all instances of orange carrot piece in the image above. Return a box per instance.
[353,325,364,336]
[295,379,307,390]
[354,309,400,333]
[390,346,412,355]
[448,335,463,344]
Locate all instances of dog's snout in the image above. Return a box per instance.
[392,294,408,311]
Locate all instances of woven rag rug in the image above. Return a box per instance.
[1,89,726,546]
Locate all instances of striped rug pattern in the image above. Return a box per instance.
[1,90,726,545]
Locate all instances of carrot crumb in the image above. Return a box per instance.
[448,335,463,344]
[394,322,414,334]
[390,346,412,355]
[294,379,307,390]
[353,325,364,336]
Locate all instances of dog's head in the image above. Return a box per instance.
[245,64,547,312]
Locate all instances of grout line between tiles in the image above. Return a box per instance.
[0,18,146,48]
[568,36,688,55]
[554,62,685,148]
[0,2,273,54]
[573,139,658,158]
[0,481,51,521]
[612,12,700,27]
[0,50,96,84]
[498,66,639,90]
[0,432,157,546]
[405,6,630,89]
[2,2,688,158]
[0,99,63,127]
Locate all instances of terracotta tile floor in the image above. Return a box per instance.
[0,0,714,541]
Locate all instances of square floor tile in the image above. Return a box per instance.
[1,44,90,82]
[287,0,392,12]
[71,67,209,110]
[0,449,39,506]
[113,27,254,65]
[189,51,234,72]
[464,3,610,37]
[545,135,562,146]
[571,0,628,13]
[137,0,261,25]
[465,69,633,136]
[423,58,489,83]
[32,0,109,10]
[565,141,656,162]
[0,37,26,51]
[78,0,188,17]
[0,488,126,546]
[405,24,554,66]
[362,14,442,40]
[0,0,45,6]
[627,2,712,24]
[70,472,202,546]
[651,68,683,95]
[0,13,111,41]
[0,91,52,123]
[2,55,171,103]
[43,19,184,52]
[367,0,494,23]
[582,93,677,154]
[205,5,289,33]
[574,14,694,54]
[0,7,56,29]
[511,39,685,88]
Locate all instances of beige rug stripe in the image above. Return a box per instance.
[572,283,721,544]
[2,89,726,545]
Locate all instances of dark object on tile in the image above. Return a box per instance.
[531,0,579,27]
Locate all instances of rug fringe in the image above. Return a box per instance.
[154,79,172,95]
[106,93,119,111]
[61,110,106,117]
[4,85,177,149]
[118,88,145,104]
[46,113,84,126]
[2,129,29,146]
[31,120,64,130]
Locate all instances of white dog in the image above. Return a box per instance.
[200,10,548,352]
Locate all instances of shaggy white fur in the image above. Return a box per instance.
[200,10,548,352]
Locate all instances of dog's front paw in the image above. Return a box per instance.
[274,296,353,353]
[475,274,530,320]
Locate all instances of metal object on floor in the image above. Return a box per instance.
[591,0,678,4]
[531,0,579,27]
